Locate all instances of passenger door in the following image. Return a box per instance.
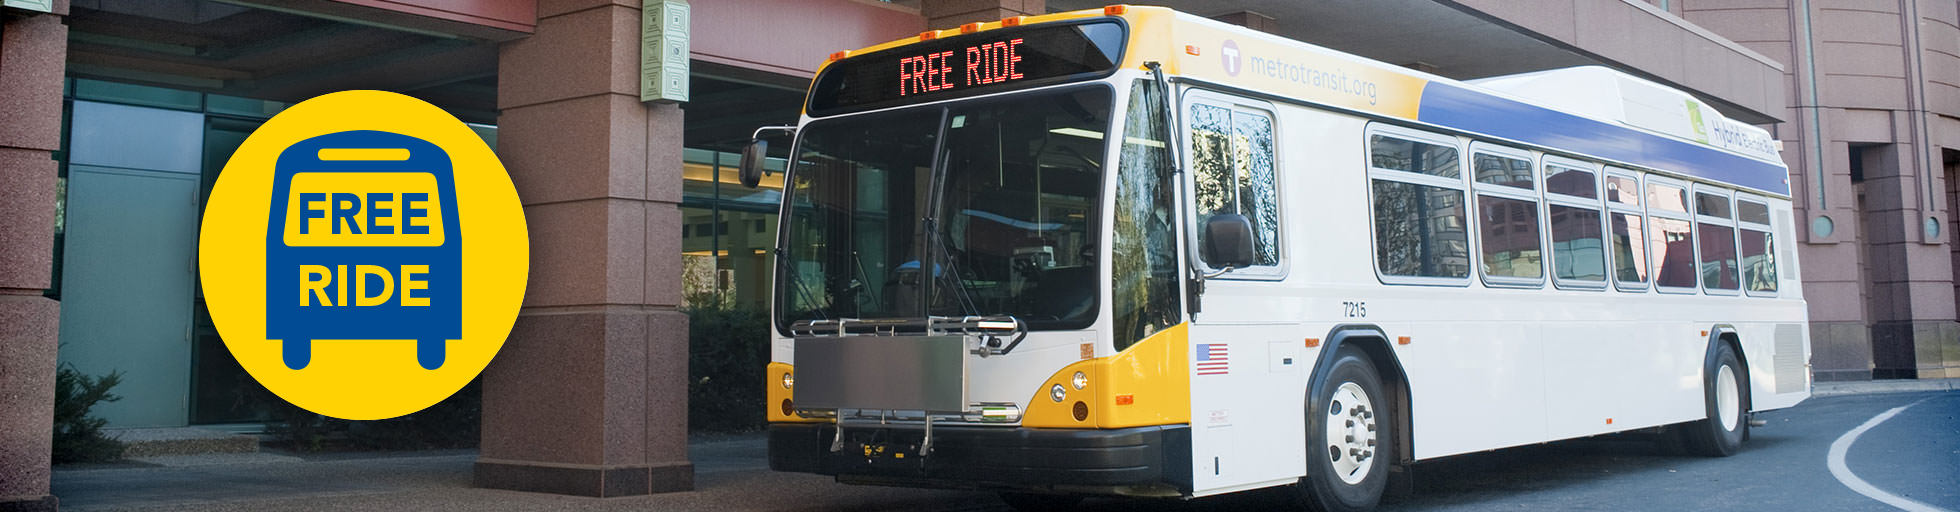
[1178,91,1308,494]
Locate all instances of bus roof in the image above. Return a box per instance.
[815,5,1791,197]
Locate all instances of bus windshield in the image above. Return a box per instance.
[779,85,1112,331]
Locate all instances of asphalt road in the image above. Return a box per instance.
[953,390,1960,512]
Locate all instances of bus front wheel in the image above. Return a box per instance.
[1681,342,1747,456]
[1297,345,1391,512]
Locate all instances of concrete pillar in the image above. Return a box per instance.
[0,4,67,511]
[1857,141,1958,380]
[474,0,693,497]
[921,0,1042,30]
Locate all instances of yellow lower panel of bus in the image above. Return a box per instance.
[766,361,822,423]
[1024,323,1191,428]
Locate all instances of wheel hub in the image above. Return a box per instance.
[1326,382,1377,484]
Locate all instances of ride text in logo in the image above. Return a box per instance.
[199,91,528,420]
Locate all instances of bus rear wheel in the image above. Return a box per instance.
[1297,345,1391,512]
[1681,341,1747,456]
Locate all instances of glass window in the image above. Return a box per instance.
[1741,229,1777,293]
[1549,205,1605,282]
[1189,101,1280,268]
[1373,180,1470,278]
[933,88,1110,324]
[1546,165,1598,198]
[1651,217,1696,289]
[1606,174,1641,206]
[1737,200,1771,225]
[1111,80,1182,350]
[1474,153,1534,189]
[779,106,940,323]
[1370,135,1459,178]
[1648,183,1688,213]
[1698,223,1739,290]
[1696,192,1732,219]
[1478,195,1543,279]
[1610,212,1649,285]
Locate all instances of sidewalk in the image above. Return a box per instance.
[1810,377,1958,397]
[52,434,993,512]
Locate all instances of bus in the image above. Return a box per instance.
[267,130,462,371]
[742,6,1808,511]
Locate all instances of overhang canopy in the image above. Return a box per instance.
[1048,0,1785,124]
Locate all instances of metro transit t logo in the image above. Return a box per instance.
[200,91,528,420]
[1221,39,1242,76]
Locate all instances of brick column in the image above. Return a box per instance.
[0,4,67,512]
[473,0,693,497]
[921,0,1042,29]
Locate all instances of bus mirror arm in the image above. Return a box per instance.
[740,125,796,188]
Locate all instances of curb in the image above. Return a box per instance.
[1810,378,1959,398]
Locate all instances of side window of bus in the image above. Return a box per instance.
[1604,171,1650,290]
[1646,181,1697,292]
[1695,188,1741,293]
[1736,197,1778,295]
[1187,100,1279,270]
[1471,146,1543,286]
[1543,161,1605,287]
[1367,129,1469,282]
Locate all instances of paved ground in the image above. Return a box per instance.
[52,386,1958,511]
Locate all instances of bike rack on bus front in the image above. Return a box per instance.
[789,316,1025,457]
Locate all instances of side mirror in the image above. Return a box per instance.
[1202,213,1256,269]
[738,138,768,189]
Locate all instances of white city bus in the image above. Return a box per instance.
[742,6,1809,511]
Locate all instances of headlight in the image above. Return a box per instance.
[781,372,794,389]
[1050,383,1067,402]
[1071,371,1088,390]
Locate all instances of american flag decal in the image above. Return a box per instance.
[1196,344,1229,375]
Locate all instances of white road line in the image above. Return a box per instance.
[1826,398,1949,512]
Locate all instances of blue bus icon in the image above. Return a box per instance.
[265,131,462,370]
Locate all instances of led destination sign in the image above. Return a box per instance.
[809,19,1125,116]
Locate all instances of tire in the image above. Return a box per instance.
[1682,341,1748,457]
[1297,345,1391,512]
[997,492,1083,511]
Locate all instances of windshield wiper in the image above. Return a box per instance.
[921,218,980,317]
[774,247,827,320]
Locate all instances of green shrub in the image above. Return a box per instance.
[257,378,480,452]
[52,365,126,463]
[686,300,769,433]
[345,378,481,450]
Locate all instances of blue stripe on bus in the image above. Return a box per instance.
[1415,82,1790,196]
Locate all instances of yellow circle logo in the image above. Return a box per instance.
[199,91,527,420]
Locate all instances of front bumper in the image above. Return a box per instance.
[768,422,1191,494]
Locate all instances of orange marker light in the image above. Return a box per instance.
[1397,336,1412,345]
[1606,418,1614,425]
[1304,338,1320,348]
[960,22,981,34]
[1700,330,1709,337]
[919,30,938,41]
[1079,343,1094,360]
[828,50,849,62]
[1115,394,1135,405]
[1185,45,1201,56]
[1105,5,1127,15]
[1002,16,1025,27]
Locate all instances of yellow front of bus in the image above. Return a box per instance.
[762,7,1197,498]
